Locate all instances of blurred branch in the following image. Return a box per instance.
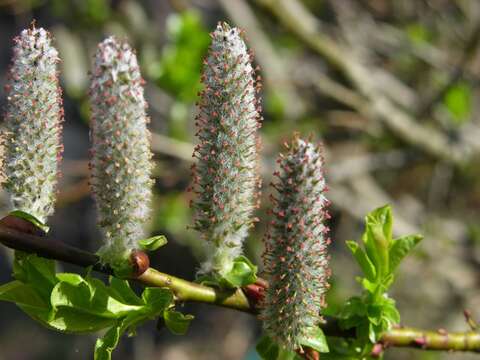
[328,150,409,182]
[0,219,480,353]
[292,61,367,111]
[254,0,478,166]
[150,132,194,162]
[416,21,480,119]
[217,0,306,120]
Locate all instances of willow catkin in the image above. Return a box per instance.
[190,22,262,278]
[89,37,153,269]
[262,136,331,351]
[3,26,64,224]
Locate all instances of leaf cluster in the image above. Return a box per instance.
[336,205,423,358]
[1,214,189,360]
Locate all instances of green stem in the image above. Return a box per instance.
[137,268,251,312]
[0,220,479,353]
[382,327,480,352]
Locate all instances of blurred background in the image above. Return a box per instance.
[1,0,480,359]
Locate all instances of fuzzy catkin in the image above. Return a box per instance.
[90,37,153,269]
[190,22,262,277]
[3,26,64,224]
[262,136,331,351]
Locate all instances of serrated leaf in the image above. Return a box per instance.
[0,280,52,326]
[346,241,376,282]
[138,235,167,252]
[51,274,143,320]
[299,327,329,353]
[48,308,117,333]
[95,288,174,360]
[222,256,257,287]
[94,322,122,360]
[163,310,194,335]
[14,253,57,302]
[389,234,423,272]
[94,313,143,360]
[141,287,174,315]
[0,280,48,313]
[109,277,143,306]
[380,296,400,327]
[362,205,392,280]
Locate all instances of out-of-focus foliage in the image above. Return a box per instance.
[443,81,472,125]
[149,11,209,102]
[51,0,111,26]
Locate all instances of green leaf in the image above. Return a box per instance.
[109,277,143,306]
[346,241,376,282]
[256,336,279,359]
[112,262,135,279]
[222,256,257,287]
[299,327,329,353]
[256,336,303,360]
[14,253,57,302]
[322,337,362,360]
[141,287,174,315]
[95,288,174,360]
[339,296,367,330]
[340,297,367,318]
[51,274,143,319]
[163,310,194,335]
[9,210,49,232]
[368,323,378,343]
[47,308,117,333]
[94,313,143,360]
[94,322,122,360]
[138,235,167,252]
[277,348,302,360]
[380,296,400,327]
[389,234,423,272]
[0,281,49,314]
[363,205,392,280]
[367,304,382,325]
[367,205,393,244]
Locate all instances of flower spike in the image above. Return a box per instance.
[3,25,64,224]
[261,135,331,351]
[190,22,262,279]
[89,37,153,269]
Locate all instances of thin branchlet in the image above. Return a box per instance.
[190,22,262,277]
[3,25,64,224]
[262,135,331,351]
[89,37,153,269]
